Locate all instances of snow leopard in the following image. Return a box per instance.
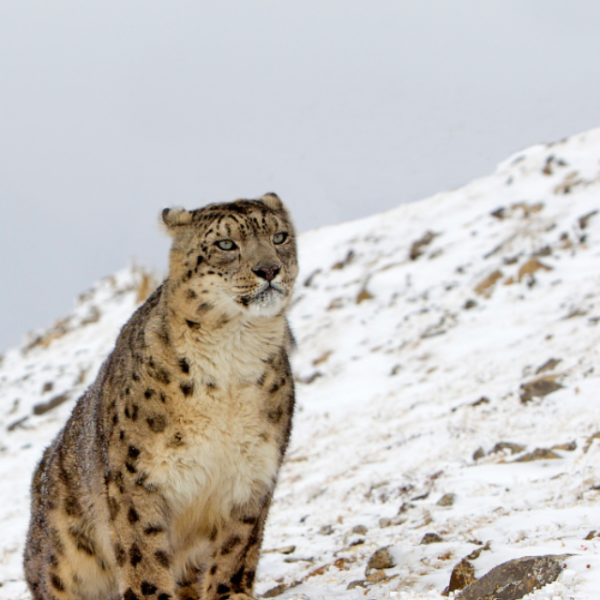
[24,193,298,600]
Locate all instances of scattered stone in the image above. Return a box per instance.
[284,556,314,563]
[456,555,568,600]
[584,432,600,453]
[379,518,392,528]
[42,381,53,393]
[471,396,489,407]
[411,491,429,501]
[312,351,332,366]
[515,448,561,462]
[585,530,597,540]
[466,542,490,560]
[332,250,355,270]
[398,501,415,514]
[365,571,388,584]
[327,297,345,310]
[349,538,365,547]
[347,580,366,590]
[437,493,456,507]
[303,268,322,287]
[356,286,374,304]
[81,305,101,326]
[463,299,477,310]
[512,201,544,216]
[261,583,288,598]
[420,532,443,545]
[442,558,476,596]
[579,210,598,230]
[491,207,506,219]
[552,441,576,451]
[474,270,503,297]
[7,416,29,432]
[520,376,563,404]
[503,254,520,265]
[318,524,334,535]
[473,447,485,461]
[535,358,561,374]
[352,524,368,535]
[33,392,70,416]
[533,245,552,257]
[564,308,588,319]
[409,231,438,261]
[278,545,296,555]
[490,442,526,456]
[559,231,573,249]
[298,372,323,385]
[390,364,402,376]
[517,258,552,282]
[367,546,396,571]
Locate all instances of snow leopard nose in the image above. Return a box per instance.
[253,264,281,282]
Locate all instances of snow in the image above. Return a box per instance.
[3,127,600,599]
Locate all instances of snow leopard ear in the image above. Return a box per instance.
[161,207,193,235]
[258,193,284,212]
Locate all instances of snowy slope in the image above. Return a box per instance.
[3,128,600,599]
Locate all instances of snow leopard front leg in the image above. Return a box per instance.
[201,497,273,600]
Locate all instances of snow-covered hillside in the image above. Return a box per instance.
[3,128,600,599]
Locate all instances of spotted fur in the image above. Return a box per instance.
[24,194,298,600]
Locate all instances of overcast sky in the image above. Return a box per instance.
[1,1,600,353]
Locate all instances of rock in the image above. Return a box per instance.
[318,524,333,535]
[303,268,321,287]
[533,246,552,257]
[579,210,598,229]
[347,580,366,590]
[456,555,567,600]
[278,545,296,555]
[409,231,438,260]
[420,532,443,545]
[352,524,368,535]
[585,530,597,540]
[7,415,29,432]
[356,287,374,304]
[464,299,477,310]
[312,351,332,366]
[367,546,396,571]
[473,447,485,461]
[437,493,456,507]
[366,571,388,584]
[517,258,552,282]
[474,270,503,297]
[398,501,415,514]
[471,396,489,407]
[442,558,476,596]
[520,376,563,404]
[515,448,561,462]
[535,358,561,374]
[378,518,392,528]
[552,441,576,451]
[33,392,70,415]
[298,372,323,385]
[261,583,288,598]
[332,250,355,270]
[490,442,526,456]
[466,542,490,560]
[584,431,600,453]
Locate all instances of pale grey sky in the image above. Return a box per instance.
[1,1,600,352]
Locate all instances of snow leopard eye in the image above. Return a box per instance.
[215,239,237,251]
[273,232,288,245]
